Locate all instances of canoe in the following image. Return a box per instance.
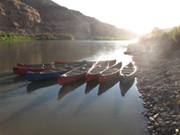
[57,64,92,85]
[25,62,87,81]
[55,59,116,66]
[98,62,122,84]
[17,62,54,68]
[85,61,109,82]
[17,61,84,68]
[120,62,137,84]
[13,61,87,75]
[13,67,49,75]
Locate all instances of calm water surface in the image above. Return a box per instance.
[0,40,148,135]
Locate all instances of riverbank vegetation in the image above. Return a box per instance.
[138,26,180,56]
[0,31,74,41]
[91,36,131,40]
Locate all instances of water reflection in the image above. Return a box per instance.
[119,78,135,97]
[85,79,99,94]
[13,75,26,83]
[27,79,58,93]
[57,79,85,100]
[98,77,120,95]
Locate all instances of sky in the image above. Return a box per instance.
[51,0,180,35]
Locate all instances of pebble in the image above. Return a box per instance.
[127,43,180,134]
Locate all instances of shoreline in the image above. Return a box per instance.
[126,43,180,134]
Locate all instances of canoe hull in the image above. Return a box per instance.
[98,62,122,84]
[13,67,47,75]
[26,70,69,82]
[120,73,136,84]
[99,72,120,84]
[58,73,86,85]
[85,74,99,82]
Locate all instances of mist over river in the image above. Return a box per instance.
[0,40,148,135]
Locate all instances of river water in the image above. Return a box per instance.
[0,40,148,135]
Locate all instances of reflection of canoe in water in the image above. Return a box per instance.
[27,78,57,93]
[98,77,119,95]
[57,79,85,100]
[98,62,122,84]
[119,78,135,97]
[85,80,99,94]
[120,62,136,84]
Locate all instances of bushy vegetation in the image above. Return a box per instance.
[138,26,180,56]
[91,36,128,40]
[0,31,74,41]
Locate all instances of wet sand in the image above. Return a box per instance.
[126,43,180,135]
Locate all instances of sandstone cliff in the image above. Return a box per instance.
[0,0,137,39]
[0,0,44,34]
[18,0,91,39]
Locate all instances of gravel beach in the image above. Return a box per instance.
[126,43,180,135]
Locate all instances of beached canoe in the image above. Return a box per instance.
[25,62,87,81]
[85,59,116,82]
[17,61,85,68]
[55,59,116,66]
[120,62,137,84]
[98,62,122,84]
[17,62,54,68]
[25,67,72,82]
[13,61,87,75]
[13,67,49,75]
[85,61,109,82]
[57,64,92,85]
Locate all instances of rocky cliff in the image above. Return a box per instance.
[0,0,137,39]
[0,0,44,34]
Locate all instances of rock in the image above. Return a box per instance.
[147,126,154,132]
[149,117,155,123]
[153,113,159,119]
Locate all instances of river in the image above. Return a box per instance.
[0,40,148,135]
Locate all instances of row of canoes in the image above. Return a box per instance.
[13,59,137,85]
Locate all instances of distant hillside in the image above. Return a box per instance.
[0,0,137,39]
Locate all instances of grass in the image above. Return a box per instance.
[0,31,74,41]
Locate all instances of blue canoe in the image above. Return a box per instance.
[25,62,87,81]
[25,68,71,82]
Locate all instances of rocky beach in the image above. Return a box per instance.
[126,43,180,135]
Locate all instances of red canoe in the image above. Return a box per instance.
[55,59,116,66]
[14,61,87,75]
[98,62,122,84]
[13,67,48,75]
[57,64,92,85]
[17,63,54,68]
[85,61,109,82]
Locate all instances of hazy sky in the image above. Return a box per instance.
[52,0,180,34]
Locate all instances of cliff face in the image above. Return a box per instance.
[18,0,91,39]
[0,0,137,39]
[0,0,43,34]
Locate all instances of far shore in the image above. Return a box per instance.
[126,43,180,134]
